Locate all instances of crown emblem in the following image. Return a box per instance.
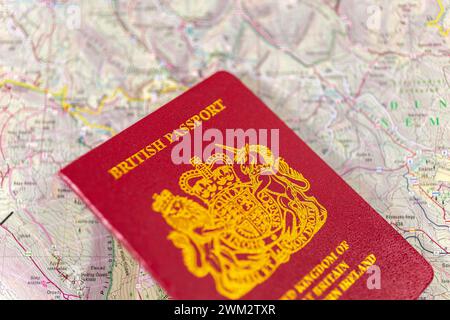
[178,154,239,205]
[152,144,327,299]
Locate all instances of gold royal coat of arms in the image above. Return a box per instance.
[152,144,327,299]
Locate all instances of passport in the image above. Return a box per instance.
[59,71,433,300]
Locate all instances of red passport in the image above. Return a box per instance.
[60,71,433,300]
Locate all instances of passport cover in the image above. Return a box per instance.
[59,71,433,300]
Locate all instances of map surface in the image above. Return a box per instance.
[0,0,449,299]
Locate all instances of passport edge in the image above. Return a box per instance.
[57,170,184,300]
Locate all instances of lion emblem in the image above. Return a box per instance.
[152,144,327,299]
